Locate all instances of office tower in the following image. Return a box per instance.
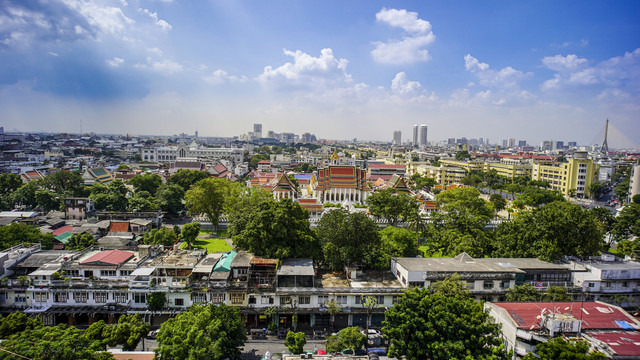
[253,124,263,139]
[195,130,198,138]
[267,131,276,138]
[479,137,484,146]
[518,140,526,147]
[393,131,402,145]
[508,138,515,147]
[555,141,564,150]
[568,141,577,148]
[448,138,455,145]
[419,125,428,147]
[412,125,418,146]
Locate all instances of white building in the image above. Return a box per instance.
[141,141,244,163]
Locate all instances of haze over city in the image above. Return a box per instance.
[1,1,639,146]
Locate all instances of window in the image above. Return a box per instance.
[53,292,68,303]
[66,270,79,277]
[33,292,48,302]
[483,281,494,289]
[134,293,146,304]
[211,293,224,304]
[248,296,256,304]
[409,281,423,288]
[101,270,116,277]
[95,293,108,303]
[318,295,328,306]
[500,281,511,289]
[120,271,131,277]
[280,296,291,306]
[174,298,184,306]
[14,292,26,303]
[74,292,88,303]
[336,295,347,305]
[588,282,595,288]
[114,292,128,303]
[299,296,310,305]
[192,293,207,304]
[261,296,274,305]
[376,295,385,304]
[231,293,245,305]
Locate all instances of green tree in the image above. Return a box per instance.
[0,222,44,250]
[89,180,129,211]
[285,331,307,354]
[410,173,437,191]
[489,193,507,213]
[324,299,341,330]
[506,284,541,302]
[147,292,166,310]
[0,312,41,339]
[589,182,604,199]
[383,276,508,360]
[378,226,418,267]
[167,169,210,192]
[0,323,114,360]
[155,304,247,360]
[0,173,23,210]
[366,189,418,226]
[589,207,616,235]
[436,187,493,218]
[109,314,150,351]
[611,203,640,248]
[144,228,177,247]
[9,181,38,208]
[543,286,571,301]
[129,173,163,194]
[185,178,234,231]
[156,184,185,215]
[40,170,85,197]
[232,198,319,259]
[615,179,630,202]
[127,194,160,211]
[522,337,605,360]
[494,201,604,262]
[227,187,272,236]
[316,209,381,270]
[67,233,96,250]
[325,326,366,353]
[455,150,470,160]
[181,222,201,248]
[35,188,61,212]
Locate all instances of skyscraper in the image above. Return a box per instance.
[419,124,428,147]
[393,131,402,145]
[413,125,418,146]
[253,124,262,139]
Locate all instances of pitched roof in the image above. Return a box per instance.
[52,225,74,236]
[109,221,130,233]
[80,250,134,266]
[492,302,640,331]
[587,331,640,357]
[87,167,114,183]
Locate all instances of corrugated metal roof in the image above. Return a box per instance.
[52,225,74,236]
[588,331,640,357]
[80,250,134,266]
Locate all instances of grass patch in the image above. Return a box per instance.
[180,237,232,252]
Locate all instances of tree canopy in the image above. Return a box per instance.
[144,228,177,247]
[366,188,418,226]
[155,304,247,360]
[316,209,382,270]
[378,226,418,266]
[129,173,163,194]
[325,326,366,353]
[181,222,201,247]
[155,183,185,215]
[383,275,508,360]
[0,222,45,250]
[167,169,210,192]
[522,337,605,360]
[232,198,319,259]
[185,178,235,231]
[493,201,605,261]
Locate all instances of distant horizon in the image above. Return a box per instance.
[1,1,639,147]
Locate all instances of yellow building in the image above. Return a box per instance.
[439,159,486,172]
[485,161,533,179]
[532,151,599,197]
[414,165,466,186]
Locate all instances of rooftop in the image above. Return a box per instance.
[80,250,134,266]
[587,331,640,357]
[277,258,315,276]
[394,254,526,274]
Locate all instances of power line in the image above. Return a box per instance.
[0,347,33,360]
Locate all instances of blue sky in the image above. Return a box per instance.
[1,0,639,146]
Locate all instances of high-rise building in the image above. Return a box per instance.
[518,140,526,147]
[253,124,263,139]
[419,125,428,147]
[502,139,508,147]
[448,138,456,145]
[567,141,577,148]
[555,141,564,150]
[412,125,418,146]
[393,131,402,146]
[479,138,484,146]
[508,138,515,147]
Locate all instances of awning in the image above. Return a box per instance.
[131,267,155,276]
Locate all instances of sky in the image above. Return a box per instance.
[1,0,639,146]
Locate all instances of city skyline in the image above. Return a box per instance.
[1,1,639,146]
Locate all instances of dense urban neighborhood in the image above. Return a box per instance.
[0,125,638,359]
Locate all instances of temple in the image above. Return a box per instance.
[309,148,371,204]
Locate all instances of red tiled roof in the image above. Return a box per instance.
[588,332,640,357]
[80,250,134,266]
[52,225,74,236]
[109,221,130,233]
[493,302,640,331]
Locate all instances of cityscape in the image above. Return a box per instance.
[1,1,640,360]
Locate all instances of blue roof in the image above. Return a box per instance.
[213,250,237,272]
[294,174,312,181]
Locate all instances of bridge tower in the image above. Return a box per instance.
[600,118,609,154]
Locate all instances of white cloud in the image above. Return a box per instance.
[391,72,422,95]
[541,48,640,91]
[371,8,435,64]
[62,0,135,37]
[106,56,124,67]
[596,88,631,101]
[258,48,352,90]
[464,54,529,88]
[205,69,248,84]
[138,8,172,32]
[150,58,182,73]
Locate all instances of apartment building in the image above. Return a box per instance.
[532,151,599,197]
[571,256,640,308]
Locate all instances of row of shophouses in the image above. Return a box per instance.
[0,243,638,333]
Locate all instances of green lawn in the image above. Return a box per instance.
[180,237,232,252]
[418,246,446,258]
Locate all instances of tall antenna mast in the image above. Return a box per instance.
[600,118,609,154]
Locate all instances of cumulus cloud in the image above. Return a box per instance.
[371,8,435,64]
[106,57,124,67]
[258,48,352,90]
[464,54,529,88]
[205,69,248,84]
[391,72,422,95]
[541,49,640,91]
[63,0,135,37]
[139,8,172,32]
